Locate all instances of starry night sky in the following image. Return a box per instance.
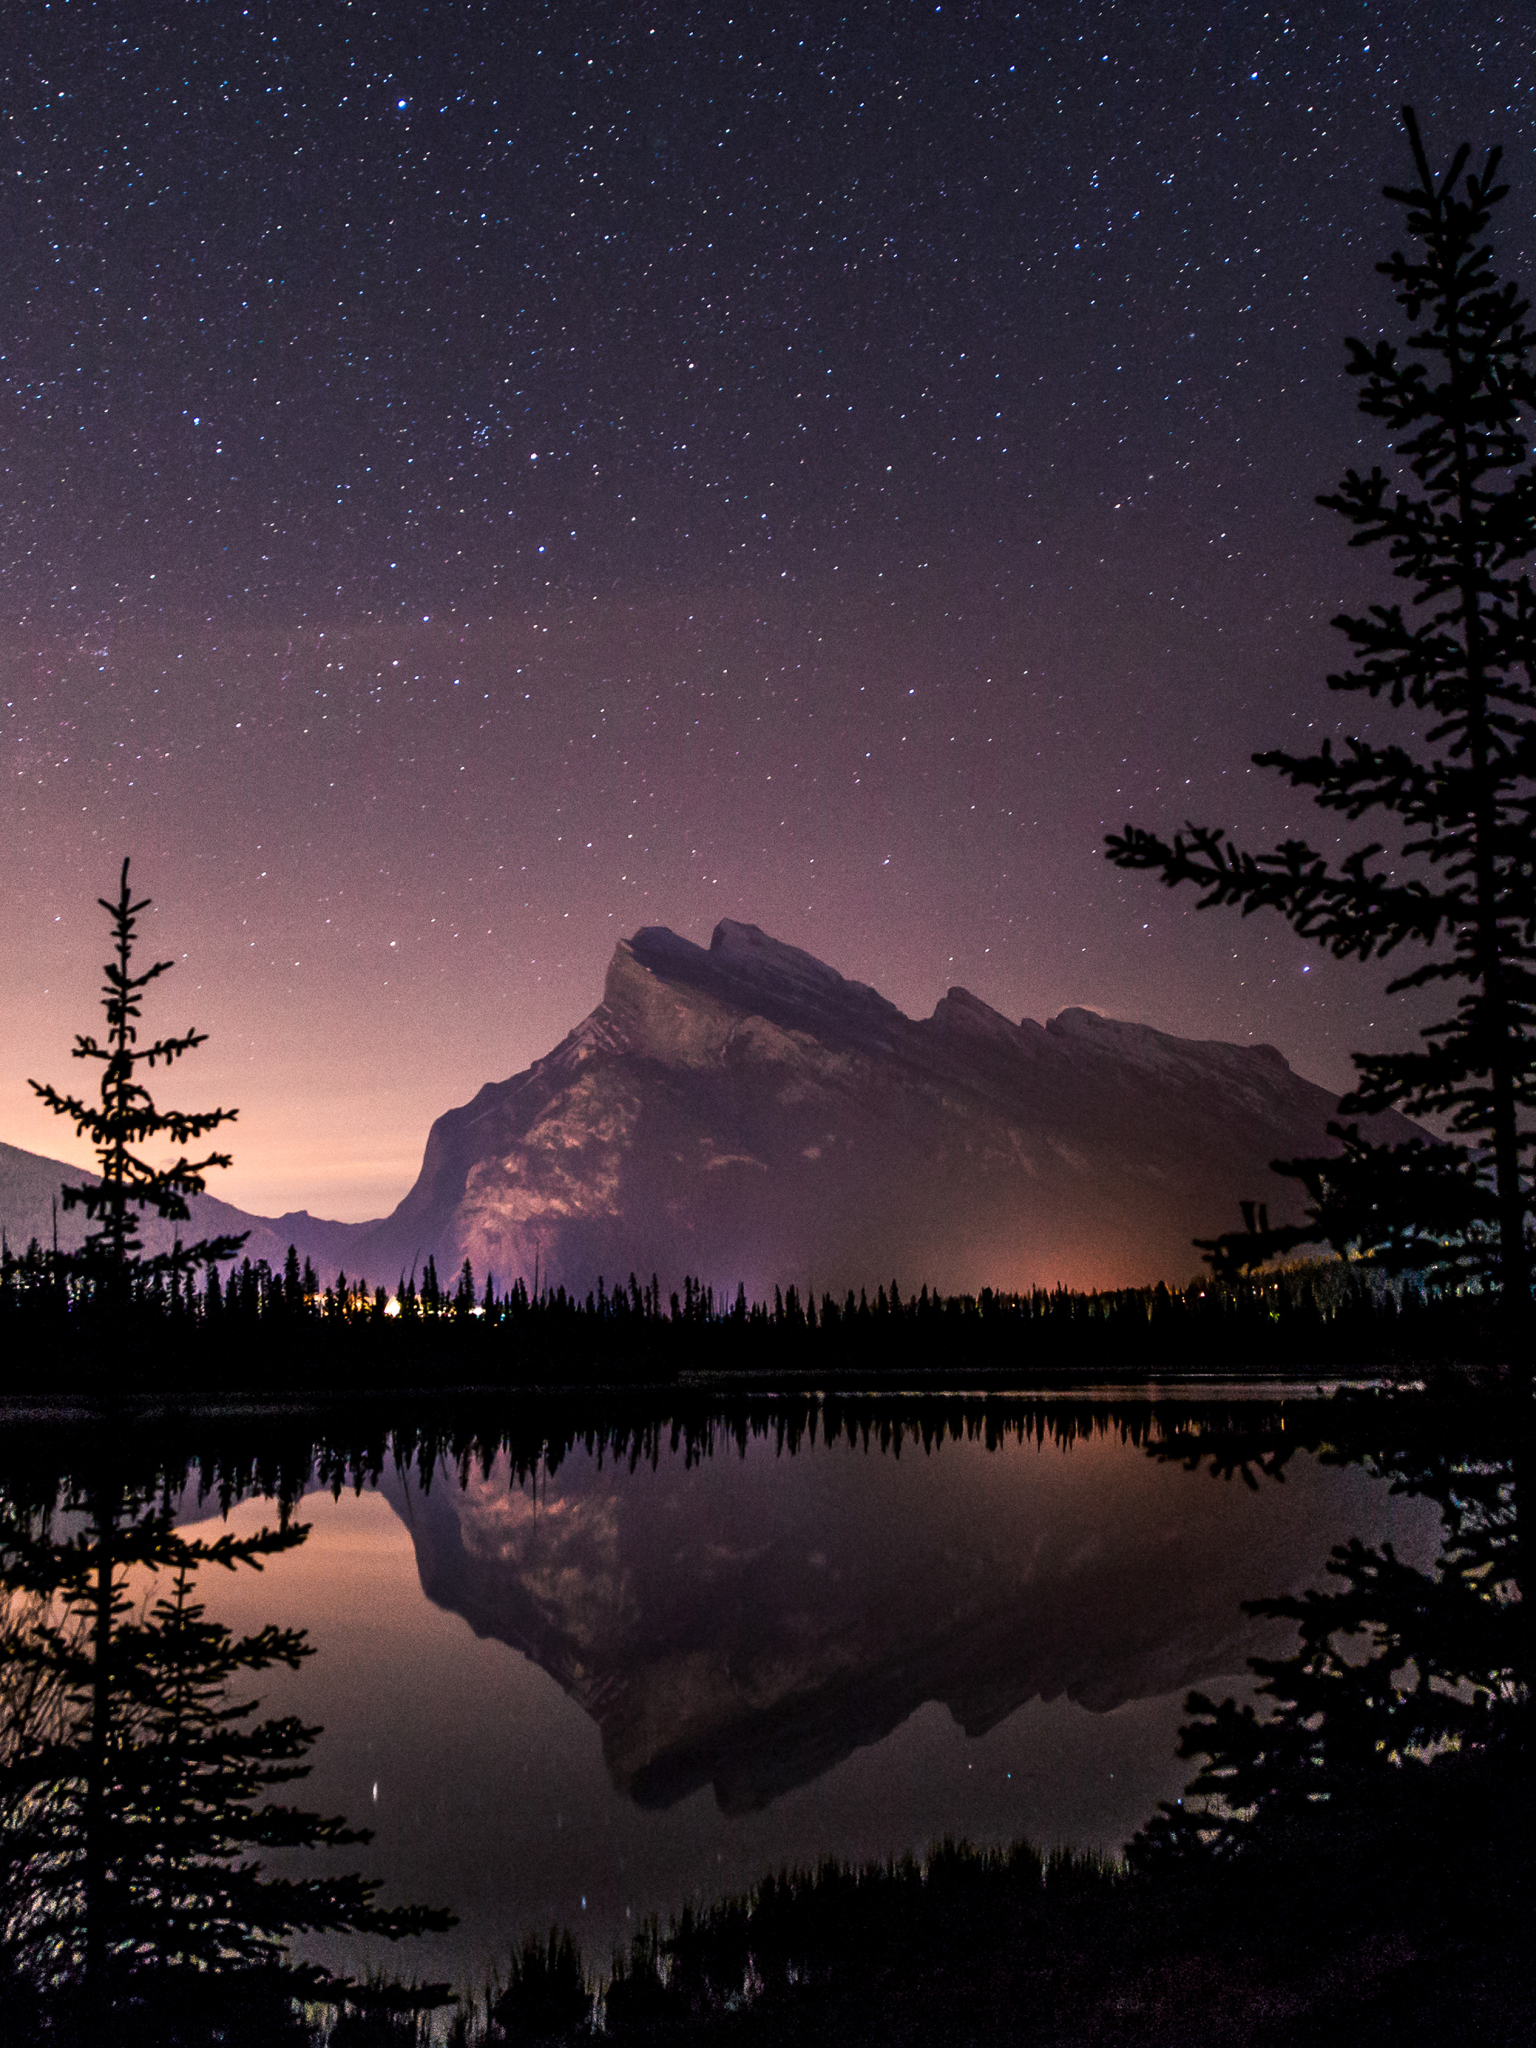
[5,1,1533,1219]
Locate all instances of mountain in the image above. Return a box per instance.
[377,1431,1439,1815]
[2,920,1415,1294]
[0,1140,315,1274]
[328,919,1414,1295]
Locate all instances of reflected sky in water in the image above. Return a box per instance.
[178,1413,1441,1993]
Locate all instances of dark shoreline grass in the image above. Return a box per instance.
[30,1734,1517,2048]
[509,1734,1531,2047]
[297,1723,1526,2048]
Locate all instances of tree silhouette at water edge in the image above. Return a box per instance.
[27,857,248,1343]
[1108,111,1536,1359]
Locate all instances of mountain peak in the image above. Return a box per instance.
[1046,1003,1294,1076]
[3,918,1406,1299]
[708,918,849,983]
[623,920,906,1053]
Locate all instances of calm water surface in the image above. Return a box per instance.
[169,1403,1440,1993]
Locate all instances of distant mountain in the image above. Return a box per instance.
[0,1140,352,1276]
[377,1432,1440,1814]
[2,920,1416,1294]
[330,919,1415,1296]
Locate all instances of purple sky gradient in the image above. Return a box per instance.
[4,3,1531,1217]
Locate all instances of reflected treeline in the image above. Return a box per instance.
[1,1388,1527,2044]
[0,1386,1348,1527]
[0,1451,454,2046]
[0,1235,1503,1392]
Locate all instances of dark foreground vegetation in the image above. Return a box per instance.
[1,1387,1528,2047]
[396,1751,1530,2048]
[0,1236,1508,1395]
[10,1794,1527,2048]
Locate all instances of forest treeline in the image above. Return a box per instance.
[0,1234,1498,1395]
[0,1382,1362,1527]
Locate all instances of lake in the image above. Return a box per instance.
[109,1390,1443,1995]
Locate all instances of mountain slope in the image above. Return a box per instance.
[3,921,1414,1295]
[339,920,1414,1295]
[0,1140,359,1276]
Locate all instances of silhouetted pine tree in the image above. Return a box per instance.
[1107,110,1536,1349]
[28,859,247,1309]
[454,1260,476,1317]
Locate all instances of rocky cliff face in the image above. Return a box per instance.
[335,919,1412,1296]
[3,920,1413,1295]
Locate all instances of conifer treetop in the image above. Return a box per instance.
[29,857,247,1281]
[1106,108,1536,1322]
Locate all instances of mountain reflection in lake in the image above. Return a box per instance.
[169,1403,1441,1994]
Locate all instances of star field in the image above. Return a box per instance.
[4,2,1533,1216]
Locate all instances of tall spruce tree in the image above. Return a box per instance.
[1106,109,1536,1350]
[29,859,247,1302]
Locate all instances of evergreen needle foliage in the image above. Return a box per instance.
[1133,1420,1520,1871]
[1106,109,1536,1334]
[29,858,247,1296]
[0,1476,455,2033]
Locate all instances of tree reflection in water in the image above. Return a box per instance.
[0,1389,1526,2044]
[1134,1392,1525,1873]
[586,1393,1530,2044]
[0,1455,452,2046]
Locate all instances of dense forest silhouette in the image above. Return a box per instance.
[0,1231,1508,1394]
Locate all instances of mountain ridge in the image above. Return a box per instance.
[2,919,1414,1295]
[376,1428,1441,1815]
